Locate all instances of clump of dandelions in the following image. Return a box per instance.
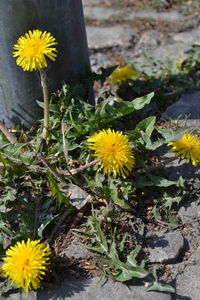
[168,133,200,166]
[87,129,135,178]
[109,65,138,84]
[1,239,51,292]
[13,29,58,71]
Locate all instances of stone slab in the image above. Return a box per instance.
[37,277,172,300]
[84,7,183,22]
[84,7,125,20]
[134,30,161,55]
[86,25,134,49]
[6,291,36,300]
[82,0,103,5]
[148,231,184,263]
[162,91,200,128]
[175,247,200,300]
[147,42,191,60]
[172,25,200,45]
[66,184,92,210]
[61,239,92,259]
[159,151,200,180]
[178,200,200,224]
[126,10,183,22]
[90,53,112,72]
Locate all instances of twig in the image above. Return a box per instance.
[0,122,18,144]
[40,69,49,141]
[59,159,100,176]
[0,150,99,181]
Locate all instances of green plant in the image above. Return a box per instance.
[0,44,199,296]
[73,209,175,292]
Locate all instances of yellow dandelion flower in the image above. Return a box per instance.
[109,66,139,84]
[13,29,58,71]
[175,55,187,71]
[1,239,51,292]
[87,129,135,178]
[168,133,200,167]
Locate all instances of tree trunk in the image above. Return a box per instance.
[0,0,92,128]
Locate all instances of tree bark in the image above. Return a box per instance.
[0,0,92,128]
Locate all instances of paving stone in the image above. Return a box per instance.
[148,231,184,263]
[126,10,183,22]
[134,295,171,300]
[172,25,200,45]
[147,41,191,60]
[84,7,183,22]
[37,277,172,300]
[82,0,103,5]
[134,30,161,55]
[84,7,125,20]
[178,200,200,224]
[61,238,93,259]
[162,91,200,128]
[158,150,200,180]
[86,25,134,49]
[175,247,200,300]
[66,184,92,210]
[6,291,36,300]
[90,53,112,72]
[190,246,200,262]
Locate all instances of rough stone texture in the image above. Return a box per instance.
[7,291,36,300]
[66,184,92,210]
[61,239,93,259]
[191,246,200,262]
[159,151,200,180]
[126,10,183,22]
[86,25,134,49]
[82,0,103,5]
[84,7,125,20]
[90,53,112,72]
[148,231,184,263]
[175,247,200,300]
[37,277,172,300]
[84,7,183,22]
[134,30,161,55]
[147,42,191,60]
[178,200,200,224]
[172,25,200,45]
[161,91,200,132]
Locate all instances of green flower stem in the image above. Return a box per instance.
[39,69,49,141]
